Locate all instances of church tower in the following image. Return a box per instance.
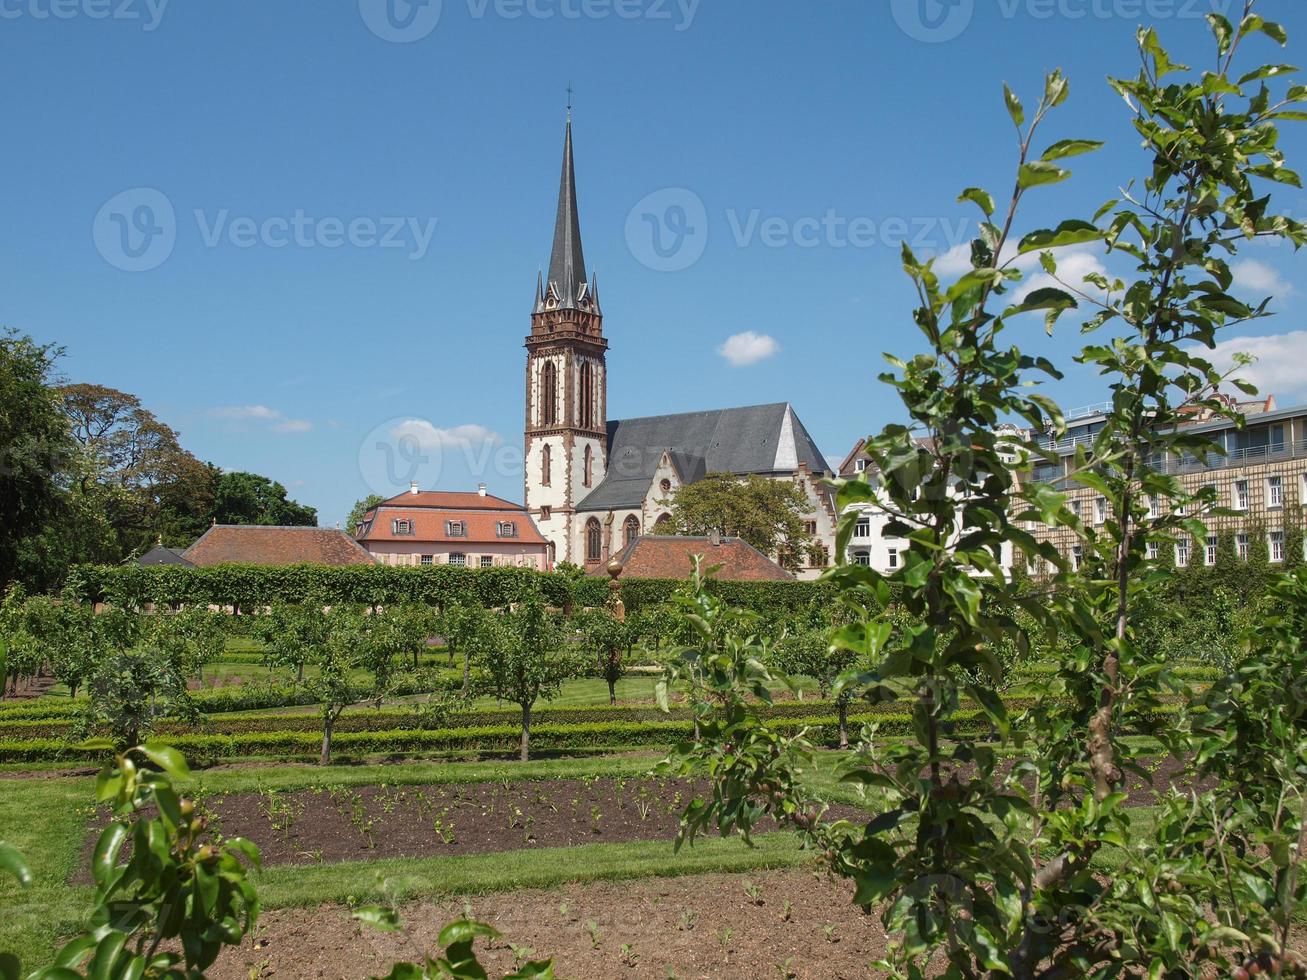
[524,115,607,567]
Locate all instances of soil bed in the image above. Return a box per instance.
[209,867,889,980]
[80,776,867,872]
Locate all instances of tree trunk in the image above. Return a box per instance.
[837,699,849,750]
[520,702,532,762]
[607,675,617,705]
[321,714,334,766]
[296,661,304,684]
[462,654,471,696]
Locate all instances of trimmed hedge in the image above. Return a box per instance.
[0,703,1182,764]
[65,563,836,616]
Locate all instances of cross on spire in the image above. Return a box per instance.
[566,82,573,120]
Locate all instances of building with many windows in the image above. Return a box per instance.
[1022,395,1306,572]
[354,485,551,570]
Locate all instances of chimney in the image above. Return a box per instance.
[709,529,721,547]
[478,483,487,497]
[409,482,419,495]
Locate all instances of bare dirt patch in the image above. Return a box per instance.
[80,777,868,873]
[210,867,888,980]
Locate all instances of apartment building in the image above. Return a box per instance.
[1023,395,1307,572]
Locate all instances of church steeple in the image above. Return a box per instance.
[524,107,608,568]
[535,118,600,315]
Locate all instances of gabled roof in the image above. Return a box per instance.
[137,545,193,567]
[355,505,548,546]
[577,402,829,512]
[595,535,794,582]
[380,490,524,511]
[183,526,377,567]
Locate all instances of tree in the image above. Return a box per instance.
[0,330,74,590]
[656,473,814,570]
[308,609,365,765]
[212,471,317,527]
[59,383,216,558]
[476,593,573,761]
[659,11,1307,975]
[346,494,384,535]
[576,608,631,705]
[772,623,866,748]
[257,604,329,682]
[82,646,194,748]
[149,606,228,683]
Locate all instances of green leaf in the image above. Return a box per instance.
[0,953,20,980]
[353,905,403,932]
[1018,220,1102,254]
[137,744,191,780]
[1041,139,1103,161]
[1003,83,1024,128]
[1018,162,1070,190]
[91,823,128,888]
[438,919,500,948]
[957,187,995,217]
[0,842,31,887]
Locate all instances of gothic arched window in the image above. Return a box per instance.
[541,444,552,486]
[541,361,557,426]
[583,445,594,487]
[580,361,594,429]
[623,515,640,548]
[585,518,602,563]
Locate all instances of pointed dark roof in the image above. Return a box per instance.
[577,403,830,512]
[536,119,597,313]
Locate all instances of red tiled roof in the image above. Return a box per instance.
[183,526,378,567]
[596,536,794,582]
[356,506,548,546]
[380,490,523,511]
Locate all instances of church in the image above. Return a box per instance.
[522,117,839,580]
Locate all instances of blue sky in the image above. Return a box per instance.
[4,0,1307,527]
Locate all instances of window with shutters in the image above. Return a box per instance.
[449,553,466,567]
[446,520,465,537]
[420,554,433,566]
[497,521,518,538]
[392,519,415,536]
[541,361,557,425]
[480,555,494,568]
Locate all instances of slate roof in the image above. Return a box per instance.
[595,535,794,582]
[137,545,193,567]
[533,118,599,314]
[183,526,377,567]
[577,402,828,512]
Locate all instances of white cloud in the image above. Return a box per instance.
[929,241,1111,310]
[1204,330,1307,403]
[1013,247,1110,304]
[210,404,312,434]
[1231,259,1295,300]
[388,420,502,452]
[718,331,780,367]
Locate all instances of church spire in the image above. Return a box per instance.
[538,115,592,313]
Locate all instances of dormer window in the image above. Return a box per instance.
[445,520,466,537]
[497,521,518,538]
[391,519,415,536]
